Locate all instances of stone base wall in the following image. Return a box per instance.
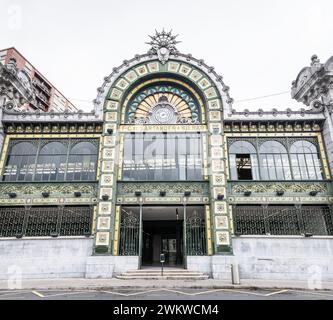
[0,236,332,284]
[229,236,333,282]
[86,256,138,279]
[0,237,93,280]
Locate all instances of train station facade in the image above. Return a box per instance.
[0,31,332,282]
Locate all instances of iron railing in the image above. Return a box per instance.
[186,213,207,255]
[234,205,333,236]
[0,206,93,238]
[118,209,140,255]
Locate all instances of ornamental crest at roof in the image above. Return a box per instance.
[146,29,181,64]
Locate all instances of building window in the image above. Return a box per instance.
[229,141,259,180]
[259,141,292,180]
[123,133,203,181]
[228,138,324,181]
[290,140,323,180]
[2,139,98,182]
[0,206,93,238]
[234,205,333,236]
[67,142,98,181]
[35,142,67,181]
[3,141,37,181]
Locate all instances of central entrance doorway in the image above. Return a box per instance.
[119,205,207,269]
[141,206,184,267]
[142,220,183,267]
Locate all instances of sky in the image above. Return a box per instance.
[0,0,332,112]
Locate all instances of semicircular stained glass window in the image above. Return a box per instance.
[126,84,201,124]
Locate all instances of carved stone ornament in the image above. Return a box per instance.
[146,29,181,64]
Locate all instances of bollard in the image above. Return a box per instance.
[231,263,240,285]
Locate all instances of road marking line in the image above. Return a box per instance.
[124,289,164,296]
[101,289,168,297]
[216,288,266,296]
[265,289,289,296]
[290,290,333,298]
[42,291,94,298]
[32,291,44,298]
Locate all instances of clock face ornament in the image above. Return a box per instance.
[149,96,178,124]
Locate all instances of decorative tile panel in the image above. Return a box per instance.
[102,148,115,159]
[109,88,123,100]
[204,87,218,99]
[210,135,223,146]
[103,136,116,147]
[211,159,224,172]
[124,70,138,82]
[115,79,130,90]
[102,161,114,173]
[135,65,148,76]
[179,64,192,76]
[198,78,211,90]
[209,111,221,122]
[213,174,226,186]
[216,231,230,245]
[214,201,228,214]
[105,112,118,122]
[100,174,114,186]
[100,188,113,199]
[208,99,221,110]
[147,62,159,73]
[211,147,223,158]
[96,232,110,246]
[189,70,203,82]
[98,202,112,215]
[97,217,111,230]
[167,62,180,72]
[215,216,229,229]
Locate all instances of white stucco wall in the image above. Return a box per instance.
[0,237,93,280]
[212,236,333,283]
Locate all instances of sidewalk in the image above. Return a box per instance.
[1,278,332,291]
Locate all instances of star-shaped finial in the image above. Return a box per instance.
[146,29,181,53]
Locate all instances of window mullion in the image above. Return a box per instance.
[64,139,71,181]
[256,138,263,180]
[32,139,41,182]
[286,137,294,180]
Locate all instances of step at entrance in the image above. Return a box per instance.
[116,269,209,280]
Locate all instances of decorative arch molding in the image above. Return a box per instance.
[100,59,227,126]
[94,53,234,118]
[121,77,206,124]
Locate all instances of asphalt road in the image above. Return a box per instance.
[0,288,333,300]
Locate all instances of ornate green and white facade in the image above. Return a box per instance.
[0,32,333,282]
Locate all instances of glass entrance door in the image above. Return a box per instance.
[141,220,183,267]
[161,235,177,265]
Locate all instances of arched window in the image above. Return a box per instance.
[259,141,291,180]
[67,141,98,181]
[35,142,67,181]
[290,141,323,180]
[229,141,259,180]
[3,142,37,181]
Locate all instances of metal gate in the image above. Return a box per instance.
[186,211,207,255]
[118,209,140,255]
